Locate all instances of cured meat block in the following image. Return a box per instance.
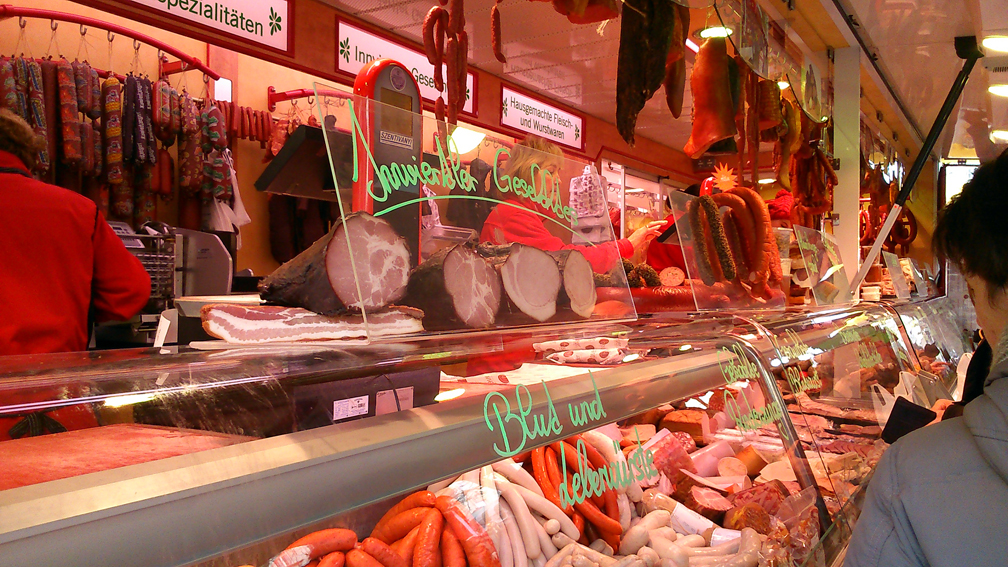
[549,250,596,318]
[202,304,424,344]
[260,213,410,315]
[723,502,772,535]
[483,243,562,322]
[660,409,710,444]
[728,479,790,516]
[684,486,733,523]
[651,432,697,485]
[404,244,502,330]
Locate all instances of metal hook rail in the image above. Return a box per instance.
[0,4,221,81]
[267,86,348,112]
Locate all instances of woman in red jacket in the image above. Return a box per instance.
[0,109,151,438]
[480,136,664,273]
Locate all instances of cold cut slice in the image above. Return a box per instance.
[201,304,424,343]
[404,244,502,330]
[495,244,561,322]
[260,212,410,314]
[548,250,595,318]
[684,486,732,524]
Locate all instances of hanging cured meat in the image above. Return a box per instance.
[404,244,502,330]
[259,212,411,315]
[683,38,737,159]
[774,99,800,190]
[616,0,675,145]
[663,3,690,119]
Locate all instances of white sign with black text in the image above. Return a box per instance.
[128,0,289,51]
[500,86,583,150]
[337,20,475,114]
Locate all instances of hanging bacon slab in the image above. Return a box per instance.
[683,38,737,159]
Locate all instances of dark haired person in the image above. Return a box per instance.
[845,149,1008,567]
[0,109,150,356]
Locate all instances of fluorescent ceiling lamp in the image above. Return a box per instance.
[686,39,700,53]
[699,26,732,39]
[434,388,466,402]
[104,392,158,408]
[982,36,1008,53]
[989,84,1008,98]
[991,130,1008,142]
[449,126,486,154]
[758,178,775,185]
[777,80,790,90]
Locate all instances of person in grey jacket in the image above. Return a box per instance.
[845,149,1008,567]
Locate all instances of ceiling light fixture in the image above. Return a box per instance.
[777,80,790,90]
[698,26,732,39]
[989,84,1008,98]
[982,36,1008,53]
[991,130,1008,142]
[686,38,700,53]
[448,126,486,154]
[758,178,775,185]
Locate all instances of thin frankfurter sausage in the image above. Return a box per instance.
[363,538,409,567]
[440,526,466,567]
[413,508,444,567]
[496,477,542,559]
[286,528,359,558]
[347,550,386,567]
[320,552,346,567]
[374,508,431,544]
[374,491,438,536]
[435,495,501,567]
[392,525,422,567]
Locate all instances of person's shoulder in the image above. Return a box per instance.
[887,417,982,481]
[21,178,98,219]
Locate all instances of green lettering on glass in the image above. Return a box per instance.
[783,365,822,395]
[568,373,607,426]
[838,328,861,344]
[482,382,562,458]
[716,345,760,384]
[773,329,810,361]
[857,343,883,368]
[492,147,579,226]
[723,390,784,432]
[558,430,658,508]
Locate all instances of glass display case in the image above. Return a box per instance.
[751,304,922,562]
[0,305,971,567]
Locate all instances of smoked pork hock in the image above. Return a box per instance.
[259,212,410,315]
[403,244,503,330]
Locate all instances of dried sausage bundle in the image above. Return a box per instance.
[133,164,157,227]
[91,117,103,177]
[87,68,102,120]
[25,60,49,173]
[110,163,134,218]
[0,57,16,112]
[123,75,137,162]
[56,58,82,164]
[102,76,125,185]
[12,57,29,120]
[72,60,92,115]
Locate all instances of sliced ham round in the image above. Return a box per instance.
[500,244,561,322]
[404,244,502,330]
[259,212,410,315]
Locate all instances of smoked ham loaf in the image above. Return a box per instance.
[259,213,410,315]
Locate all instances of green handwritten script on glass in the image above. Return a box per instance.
[342,97,578,226]
[482,371,658,506]
[717,345,760,384]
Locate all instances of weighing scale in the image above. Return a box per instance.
[353,59,424,266]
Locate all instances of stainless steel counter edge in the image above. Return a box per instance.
[0,346,737,567]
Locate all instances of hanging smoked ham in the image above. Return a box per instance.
[684,37,737,159]
[663,3,690,119]
[616,0,676,145]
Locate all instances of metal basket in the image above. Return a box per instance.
[129,233,177,313]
